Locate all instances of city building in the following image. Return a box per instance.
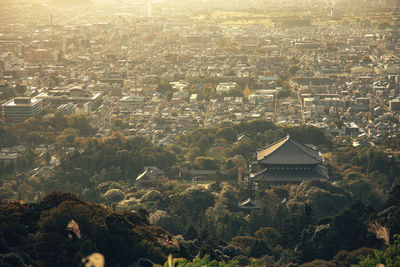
[2,97,42,122]
[120,95,144,111]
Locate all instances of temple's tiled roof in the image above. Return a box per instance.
[253,168,325,182]
[256,135,323,165]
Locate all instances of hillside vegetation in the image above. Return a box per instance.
[1,118,400,265]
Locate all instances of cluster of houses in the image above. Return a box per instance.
[0,2,399,186]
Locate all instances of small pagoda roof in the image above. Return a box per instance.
[238,198,261,209]
[136,168,157,183]
[256,135,322,165]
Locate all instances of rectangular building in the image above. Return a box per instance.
[2,97,42,122]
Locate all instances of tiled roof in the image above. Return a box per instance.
[253,169,325,182]
[238,198,260,209]
[257,135,322,165]
[136,168,157,182]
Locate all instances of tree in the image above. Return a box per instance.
[156,83,173,94]
[156,150,177,170]
[249,239,271,258]
[57,128,79,147]
[297,202,378,263]
[243,84,251,99]
[193,156,219,170]
[288,65,300,76]
[0,191,175,266]
[386,185,400,208]
[277,89,291,99]
[208,182,222,193]
[355,235,400,267]
[197,134,215,152]
[50,112,68,131]
[184,225,198,240]
[202,83,217,99]
[240,119,276,133]
[164,91,174,101]
[149,210,183,235]
[0,126,18,147]
[26,131,44,147]
[188,147,202,162]
[67,115,92,136]
[361,55,372,64]
[216,127,237,142]
[231,236,257,252]
[228,140,256,161]
[112,118,125,129]
[255,227,281,247]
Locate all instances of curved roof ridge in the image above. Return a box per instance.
[289,138,322,161]
[256,135,288,151]
[268,138,317,161]
[256,136,289,160]
[257,135,322,164]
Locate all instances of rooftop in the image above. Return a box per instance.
[257,135,322,165]
[2,97,41,107]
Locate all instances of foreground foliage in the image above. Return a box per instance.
[0,191,178,266]
[355,235,400,267]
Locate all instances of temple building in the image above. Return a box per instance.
[250,134,329,186]
[238,198,260,215]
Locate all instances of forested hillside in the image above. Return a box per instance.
[0,191,178,266]
[1,118,400,266]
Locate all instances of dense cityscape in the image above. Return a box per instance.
[0,0,400,266]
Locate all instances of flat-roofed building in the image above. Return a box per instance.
[120,95,144,111]
[2,97,42,122]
